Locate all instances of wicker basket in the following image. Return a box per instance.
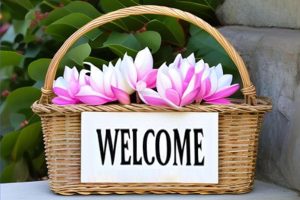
[32,5,272,195]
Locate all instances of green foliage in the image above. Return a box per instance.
[0,0,233,182]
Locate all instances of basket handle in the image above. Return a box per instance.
[40,5,257,105]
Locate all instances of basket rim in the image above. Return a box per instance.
[32,96,272,115]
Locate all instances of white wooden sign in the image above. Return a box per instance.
[81,112,218,183]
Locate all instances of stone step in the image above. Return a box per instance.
[219,26,300,192]
[1,180,299,199]
[217,0,300,29]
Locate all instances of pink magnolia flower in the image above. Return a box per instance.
[75,60,134,105]
[137,54,204,108]
[121,47,157,90]
[75,62,115,105]
[52,66,88,105]
[196,64,240,104]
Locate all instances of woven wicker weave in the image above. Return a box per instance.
[32,5,272,195]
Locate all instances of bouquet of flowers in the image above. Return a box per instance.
[53,48,239,108]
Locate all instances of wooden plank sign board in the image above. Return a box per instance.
[81,112,218,183]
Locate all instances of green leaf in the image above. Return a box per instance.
[31,151,45,173]
[0,159,30,182]
[9,113,26,130]
[147,17,185,47]
[0,51,23,68]
[135,31,161,53]
[100,0,149,31]
[28,58,51,82]
[84,57,108,67]
[203,0,225,10]
[103,32,142,57]
[12,122,41,160]
[1,0,33,20]
[0,87,40,134]
[46,13,102,41]
[142,0,173,6]
[187,25,238,80]
[62,43,91,67]
[42,1,101,25]
[12,19,31,36]
[0,66,14,81]
[62,1,101,18]
[173,1,215,21]
[0,131,20,159]
[153,45,174,66]
[100,0,125,12]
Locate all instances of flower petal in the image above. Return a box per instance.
[205,84,240,101]
[53,77,71,98]
[142,69,158,88]
[121,53,137,89]
[186,53,195,66]
[134,47,153,80]
[179,59,191,78]
[76,85,113,105]
[217,74,233,90]
[195,77,210,103]
[215,64,223,79]
[79,69,90,86]
[207,67,218,96]
[173,54,182,68]
[68,81,80,98]
[111,86,131,104]
[63,66,78,82]
[85,62,105,93]
[156,64,172,98]
[180,88,198,106]
[168,66,183,95]
[103,64,115,97]
[52,96,78,105]
[138,88,168,107]
[195,59,205,73]
[165,88,180,106]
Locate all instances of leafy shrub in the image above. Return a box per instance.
[0,0,237,182]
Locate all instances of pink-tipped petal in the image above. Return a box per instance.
[205,84,240,101]
[111,86,131,104]
[52,97,77,105]
[207,67,218,96]
[138,88,168,107]
[142,69,158,88]
[156,65,172,98]
[183,67,195,85]
[68,81,80,98]
[168,67,183,95]
[180,88,198,106]
[53,87,71,99]
[165,88,180,106]
[76,85,113,105]
[76,96,112,105]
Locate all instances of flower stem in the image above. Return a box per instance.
[136,92,141,104]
